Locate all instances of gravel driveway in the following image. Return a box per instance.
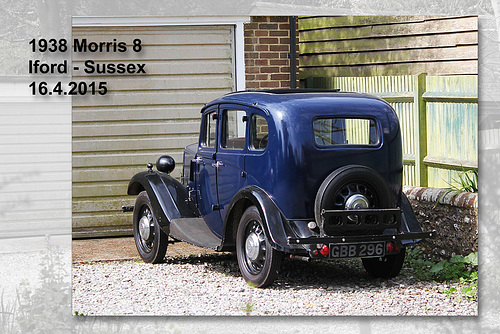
[72,251,477,316]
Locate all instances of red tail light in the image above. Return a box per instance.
[320,244,329,256]
[387,241,394,253]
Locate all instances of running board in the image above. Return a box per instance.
[169,218,222,250]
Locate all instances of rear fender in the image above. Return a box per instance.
[400,192,424,245]
[128,171,200,233]
[221,186,290,252]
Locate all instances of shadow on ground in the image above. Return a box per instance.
[73,237,417,291]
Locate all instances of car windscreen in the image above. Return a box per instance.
[313,118,379,146]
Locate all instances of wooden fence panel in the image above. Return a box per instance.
[299,16,478,77]
[424,75,478,187]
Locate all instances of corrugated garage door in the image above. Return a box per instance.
[72,25,235,237]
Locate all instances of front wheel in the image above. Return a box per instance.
[133,191,168,263]
[362,247,406,278]
[236,206,283,288]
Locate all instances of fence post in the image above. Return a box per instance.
[305,77,314,88]
[414,73,428,187]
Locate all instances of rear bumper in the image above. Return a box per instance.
[287,231,434,258]
[288,231,434,245]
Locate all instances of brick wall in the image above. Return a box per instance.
[244,16,299,90]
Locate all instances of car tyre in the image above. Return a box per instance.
[133,191,168,263]
[315,165,392,225]
[362,247,406,278]
[236,206,283,288]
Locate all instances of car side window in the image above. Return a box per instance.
[202,111,217,148]
[222,110,246,150]
[249,114,268,151]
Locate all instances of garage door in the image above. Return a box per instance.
[72,25,235,237]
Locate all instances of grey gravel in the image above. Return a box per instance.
[72,253,477,316]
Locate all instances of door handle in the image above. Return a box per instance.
[211,161,225,169]
[192,157,204,168]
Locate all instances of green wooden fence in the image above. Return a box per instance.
[304,74,478,188]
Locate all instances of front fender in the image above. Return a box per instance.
[128,171,200,232]
[222,186,290,252]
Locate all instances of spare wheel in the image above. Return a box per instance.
[314,165,392,235]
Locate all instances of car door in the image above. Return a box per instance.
[216,107,248,224]
[196,107,224,237]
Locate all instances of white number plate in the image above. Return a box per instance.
[329,242,385,259]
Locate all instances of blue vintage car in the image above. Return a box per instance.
[125,90,433,287]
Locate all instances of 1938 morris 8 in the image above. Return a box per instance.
[125,90,433,288]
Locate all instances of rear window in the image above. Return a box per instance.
[313,118,379,146]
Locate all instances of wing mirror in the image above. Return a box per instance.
[156,155,175,174]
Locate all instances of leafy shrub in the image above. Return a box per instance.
[15,239,72,333]
[430,252,478,301]
[405,248,478,301]
[430,252,478,281]
[454,168,478,193]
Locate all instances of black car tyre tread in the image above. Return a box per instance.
[362,247,406,278]
[236,205,283,288]
[133,191,168,263]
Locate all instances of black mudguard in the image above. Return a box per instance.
[127,171,200,234]
[222,185,292,252]
[400,192,424,245]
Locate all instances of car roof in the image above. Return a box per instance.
[201,89,390,117]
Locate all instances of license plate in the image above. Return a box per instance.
[329,242,385,259]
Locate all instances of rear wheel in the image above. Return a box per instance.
[133,191,168,263]
[362,247,406,278]
[236,206,283,288]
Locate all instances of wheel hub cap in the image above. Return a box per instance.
[345,194,370,209]
[139,216,151,241]
[345,194,369,223]
[245,232,261,261]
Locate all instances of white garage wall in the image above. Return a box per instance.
[72,20,247,237]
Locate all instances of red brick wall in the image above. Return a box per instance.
[244,16,299,90]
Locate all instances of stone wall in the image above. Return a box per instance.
[403,186,478,260]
